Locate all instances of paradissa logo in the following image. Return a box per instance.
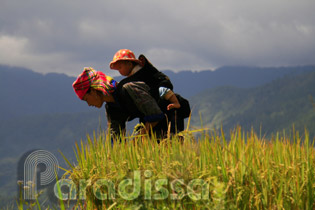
[55,170,210,201]
[22,150,210,201]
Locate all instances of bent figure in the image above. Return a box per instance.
[72,67,175,138]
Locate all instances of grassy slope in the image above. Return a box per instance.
[190,71,315,137]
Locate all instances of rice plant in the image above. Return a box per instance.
[58,126,315,209]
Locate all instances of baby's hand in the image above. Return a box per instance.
[167,103,181,110]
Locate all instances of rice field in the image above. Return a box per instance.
[58,125,315,210]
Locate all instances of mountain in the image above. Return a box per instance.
[0,65,90,120]
[190,71,315,137]
[1,64,314,157]
[2,65,314,121]
[164,66,315,98]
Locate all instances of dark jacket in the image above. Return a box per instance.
[117,54,173,102]
[105,81,166,136]
[116,55,191,134]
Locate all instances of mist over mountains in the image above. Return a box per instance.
[0,64,314,203]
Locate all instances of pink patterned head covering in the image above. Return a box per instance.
[72,67,117,100]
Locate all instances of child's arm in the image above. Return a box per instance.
[159,87,181,110]
[164,90,181,110]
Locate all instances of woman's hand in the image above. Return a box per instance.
[139,121,159,135]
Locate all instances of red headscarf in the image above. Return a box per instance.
[72,67,117,100]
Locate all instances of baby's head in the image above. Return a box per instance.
[109,49,141,76]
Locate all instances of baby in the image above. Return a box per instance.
[109,49,180,111]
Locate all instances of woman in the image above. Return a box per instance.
[72,67,168,137]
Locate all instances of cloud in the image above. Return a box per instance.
[0,35,80,74]
[0,0,314,76]
[144,48,215,71]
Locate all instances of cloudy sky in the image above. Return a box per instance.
[1,0,314,76]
